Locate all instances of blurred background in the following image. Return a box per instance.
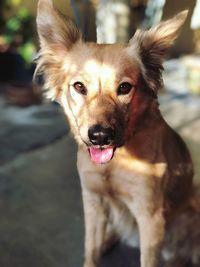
[0,1,200,267]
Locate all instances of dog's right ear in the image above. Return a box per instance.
[37,0,81,51]
[35,0,82,100]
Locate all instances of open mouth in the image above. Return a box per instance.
[88,146,115,164]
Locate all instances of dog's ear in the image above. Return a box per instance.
[128,10,188,93]
[35,0,82,100]
[37,0,81,51]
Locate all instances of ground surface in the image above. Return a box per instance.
[0,80,200,267]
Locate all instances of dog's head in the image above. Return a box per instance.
[35,0,187,164]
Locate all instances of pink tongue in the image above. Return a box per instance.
[89,147,114,164]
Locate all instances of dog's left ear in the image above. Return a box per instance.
[127,10,188,93]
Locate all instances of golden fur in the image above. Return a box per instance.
[36,1,196,267]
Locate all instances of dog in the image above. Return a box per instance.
[35,1,194,266]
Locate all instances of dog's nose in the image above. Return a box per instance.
[88,125,115,146]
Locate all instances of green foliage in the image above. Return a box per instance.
[6,17,21,32]
[18,6,29,19]
[19,41,36,66]
[2,6,36,65]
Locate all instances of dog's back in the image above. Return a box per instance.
[162,188,200,267]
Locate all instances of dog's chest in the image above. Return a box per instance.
[78,152,144,198]
[78,147,165,203]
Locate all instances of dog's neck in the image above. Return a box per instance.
[125,92,165,163]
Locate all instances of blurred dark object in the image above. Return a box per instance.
[5,82,41,107]
[130,1,146,37]
[193,29,200,54]
[162,0,196,57]
[0,0,6,32]
[0,37,41,106]
[0,37,32,83]
[70,0,96,41]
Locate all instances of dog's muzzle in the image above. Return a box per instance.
[88,124,116,164]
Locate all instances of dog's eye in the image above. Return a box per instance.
[73,82,87,95]
[117,82,133,95]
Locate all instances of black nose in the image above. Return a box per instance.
[88,125,115,146]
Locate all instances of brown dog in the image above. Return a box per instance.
[35,1,193,266]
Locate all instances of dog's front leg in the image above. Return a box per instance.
[82,189,107,267]
[136,209,165,267]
